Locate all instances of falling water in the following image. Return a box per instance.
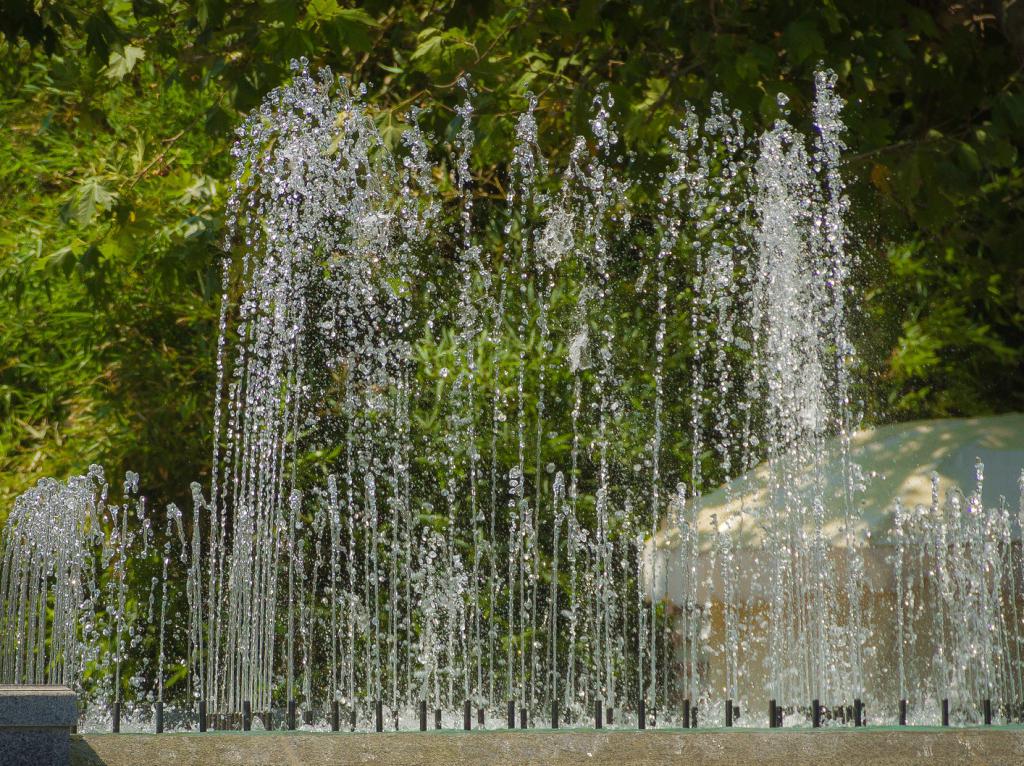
[3,61,1023,731]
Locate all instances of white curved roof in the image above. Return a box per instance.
[688,413,1024,549]
[644,414,1024,601]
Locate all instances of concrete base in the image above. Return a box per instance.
[0,685,78,766]
[71,729,1024,766]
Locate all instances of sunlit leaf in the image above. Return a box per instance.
[103,45,145,81]
[60,179,117,227]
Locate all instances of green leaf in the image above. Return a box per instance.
[275,26,315,60]
[410,28,474,79]
[103,45,145,81]
[782,19,825,65]
[572,0,602,34]
[326,8,380,52]
[956,141,980,174]
[411,28,444,64]
[204,104,233,136]
[636,77,668,111]
[735,52,761,81]
[60,179,117,227]
[306,0,378,27]
[84,10,122,59]
[332,8,379,27]
[994,93,1024,128]
[306,0,340,23]
[195,0,226,30]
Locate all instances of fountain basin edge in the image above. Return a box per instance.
[70,729,1024,766]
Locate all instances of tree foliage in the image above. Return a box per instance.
[1,0,1023,518]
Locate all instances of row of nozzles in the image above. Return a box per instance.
[106,696,1021,732]
[115,697,689,732]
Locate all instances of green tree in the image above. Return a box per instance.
[1,0,1022,519]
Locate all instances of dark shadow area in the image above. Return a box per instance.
[70,736,108,766]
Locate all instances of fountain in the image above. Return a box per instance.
[2,61,1023,753]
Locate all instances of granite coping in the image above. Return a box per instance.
[71,729,1024,766]
[0,685,78,728]
[0,686,78,766]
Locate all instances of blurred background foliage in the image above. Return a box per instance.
[1,0,1023,521]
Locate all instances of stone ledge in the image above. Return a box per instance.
[1,685,78,766]
[71,729,1024,766]
[0,685,78,727]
